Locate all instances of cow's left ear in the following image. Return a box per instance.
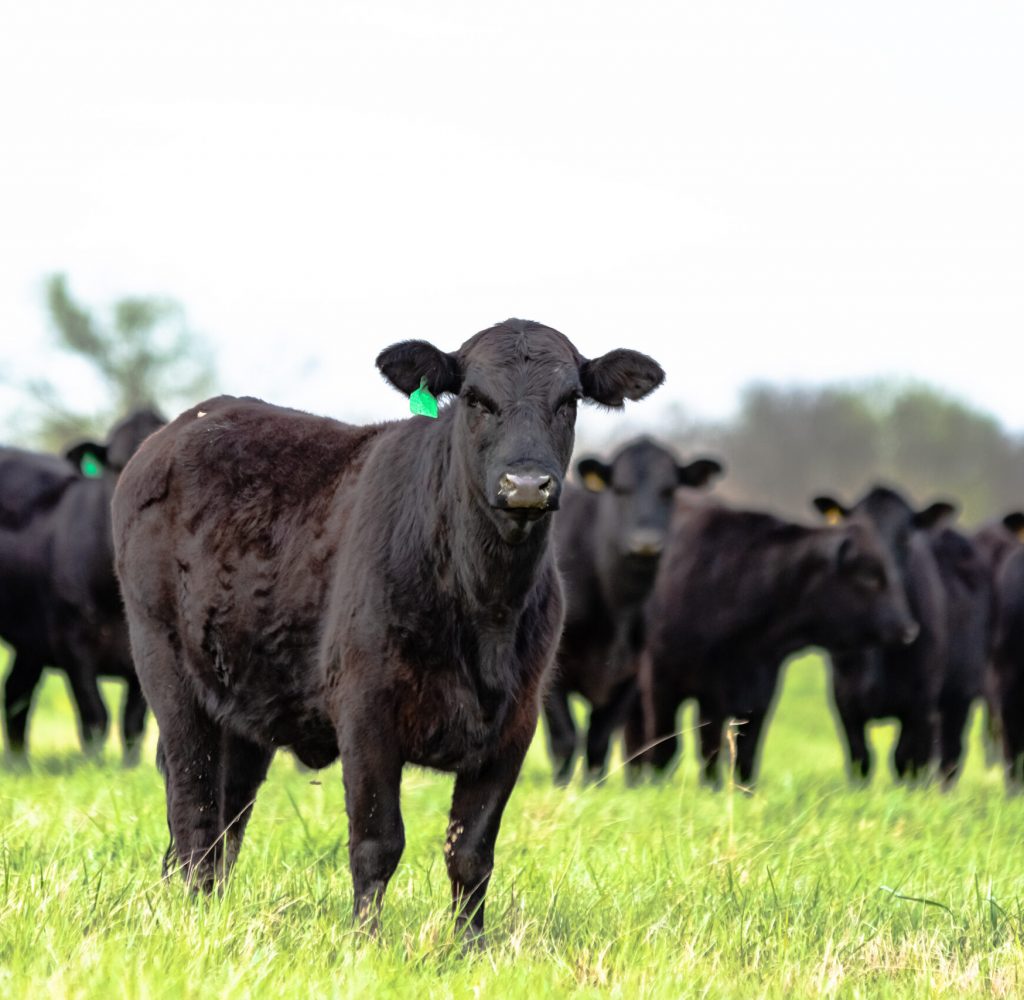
[580,350,664,408]
[1004,512,1024,539]
[913,501,957,529]
[64,442,108,477]
[376,340,462,397]
[679,457,724,489]
[577,458,612,493]
[813,496,848,525]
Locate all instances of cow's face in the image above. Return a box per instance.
[813,486,955,579]
[376,319,665,543]
[578,439,722,562]
[807,522,920,651]
[64,407,167,478]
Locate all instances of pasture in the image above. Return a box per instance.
[2,650,1023,999]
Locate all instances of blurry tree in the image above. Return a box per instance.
[14,274,215,450]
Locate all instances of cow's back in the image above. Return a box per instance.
[113,396,387,751]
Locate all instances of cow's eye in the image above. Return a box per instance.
[464,390,494,415]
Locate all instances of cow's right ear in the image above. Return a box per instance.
[375,340,462,397]
[679,457,724,489]
[64,441,108,477]
[577,458,612,493]
[1004,511,1024,539]
[813,495,848,525]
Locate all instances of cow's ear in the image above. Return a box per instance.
[64,442,108,477]
[577,458,612,493]
[376,340,462,397]
[679,457,723,489]
[813,496,848,525]
[1003,511,1024,538]
[913,501,957,529]
[580,350,664,408]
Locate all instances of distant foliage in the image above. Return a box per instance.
[663,381,1024,525]
[12,274,215,450]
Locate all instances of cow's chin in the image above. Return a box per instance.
[492,507,551,544]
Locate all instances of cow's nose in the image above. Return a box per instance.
[901,620,920,646]
[498,472,555,509]
[626,529,665,557]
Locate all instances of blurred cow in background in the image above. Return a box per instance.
[976,512,1024,786]
[544,437,723,784]
[811,486,970,784]
[633,495,918,788]
[0,408,165,763]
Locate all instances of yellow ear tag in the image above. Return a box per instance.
[1017,528,1024,542]
[824,507,843,526]
[582,471,607,493]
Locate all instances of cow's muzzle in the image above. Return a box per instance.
[495,471,560,511]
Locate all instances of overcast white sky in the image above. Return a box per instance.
[1,1,1021,443]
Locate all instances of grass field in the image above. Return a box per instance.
[2,651,1023,999]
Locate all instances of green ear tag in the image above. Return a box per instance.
[409,376,438,419]
[80,452,103,478]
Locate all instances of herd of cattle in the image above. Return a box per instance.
[2,318,1024,937]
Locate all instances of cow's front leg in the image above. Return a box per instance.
[338,722,404,934]
[446,746,528,944]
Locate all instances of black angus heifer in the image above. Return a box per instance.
[926,521,992,785]
[812,486,953,783]
[972,513,1024,761]
[0,409,165,763]
[994,544,1024,787]
[112,319,664,939]
[545,437,723,784]
[635,499,917,788]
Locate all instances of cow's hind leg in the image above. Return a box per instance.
[835,705,871,783]
[121,674,148,768]
[219,729,273,873]
[446,747,528,944]
[894,712,935,784]
[127,621,225,890]
[3,651,45,759]
[938,696,971,789]
[584,678,637,784]
[543,687,577,785]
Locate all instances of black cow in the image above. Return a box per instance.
[926,522,992,784]
[112,319,664,939]
[812,486,955,783]
[0,409,165,763]
[635,498,917,787]
[977,513,1024,785]
[994,545,1024,787]
[544,437,723,784]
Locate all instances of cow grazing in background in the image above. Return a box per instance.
[634,498,917,788]
[544,437,723,784]
[812,486,954,783]
[112,319,664,940]
[0,409,165,763]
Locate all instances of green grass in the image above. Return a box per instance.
[2,652,1023,999]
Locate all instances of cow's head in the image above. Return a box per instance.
[813,485,955,577]
[803,521,921,651]
[377,319,664,543]
[65,407,167,478]
[577,437,723,561]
